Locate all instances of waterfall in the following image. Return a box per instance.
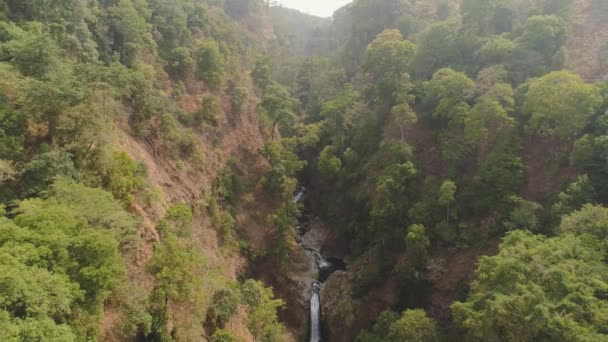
[293,187,305,203]
[310,282,321,342]
[314,251,332,270]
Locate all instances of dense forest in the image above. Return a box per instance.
[0,0,607,341]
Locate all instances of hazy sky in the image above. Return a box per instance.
[277,0,352,17]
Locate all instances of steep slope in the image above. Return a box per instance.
[564,0,608,79]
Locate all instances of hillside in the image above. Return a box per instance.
[0,0,293,341]
[564,0,608,79]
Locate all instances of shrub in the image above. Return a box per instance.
[231,86,248,114]
[195,95,221,127]
[209,286,241,327]
[157,203,193,238]
[103,151,146,205]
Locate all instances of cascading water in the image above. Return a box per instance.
[293,187,305,203]
[294,186,345,341]
[314,252,331,270]
[310,282,322,342]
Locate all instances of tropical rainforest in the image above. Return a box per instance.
[0,0,607,341]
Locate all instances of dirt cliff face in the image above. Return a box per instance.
[565,0,608,80]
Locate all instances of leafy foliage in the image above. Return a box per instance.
[523,71,601,138]
[453,230,608,341]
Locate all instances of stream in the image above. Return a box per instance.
[293,187,345,342]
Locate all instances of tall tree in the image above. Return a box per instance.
[523,71,601,138]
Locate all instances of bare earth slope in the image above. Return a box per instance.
[565,0,608,80]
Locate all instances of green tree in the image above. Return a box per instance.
[356,310,399,341]
[196,95,222,127]
[239,279,285,340]
[560,204,608,243]
[410,21,463,79]
[48,180,139,252]
[0,193,126,339]
[167,46,194,80]
[505,196,543,232]
[146,235,205,339]
[103,151,146,205]
[258,83,296,140]
[363,29,416,102]
[252,55,272,92]
[478,35,514,65]
[20,150,78,197]
[551,175,596,219]
[523,71,602,138]
[106,0,154,67]
[406,224,430,260]
[209,286,241,328]
[423,68,474,123]
[317,145,342,180]
[462,0,514,35]
[0,96,26,160]
[156,203,193,238]
[211,329,237,342]
[196,40,224,90]
[452,230,608,341]
[319,84,361,151]
[438,180,456,225]
[465,84,515,146]
[387,309,439,342]
[517,15,567,60]
[20,65,86,145]
[1,24,60,78]
[231,86,248,114]
[391,103,417,141]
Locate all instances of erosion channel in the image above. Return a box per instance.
[293,188,346,342]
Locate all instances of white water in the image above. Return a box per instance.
[310,283,321,342]
[293,187,305,203]
[294,187,325,342]
[314,251,332,270]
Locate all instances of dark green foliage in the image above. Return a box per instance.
[571,134,608,199]
[0,23,60,77]
[551,175,597,219]
[317,145,342,179]
[252,55,272,91]
[0,96,25,160]
[462,0,514,35]
[410,21,464,79]
[258,83,296,139]
[20,150,78,197]
[209,286,241,327]
[196,40,225,90]
[463,150,524,215]
[504,196,543,232]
